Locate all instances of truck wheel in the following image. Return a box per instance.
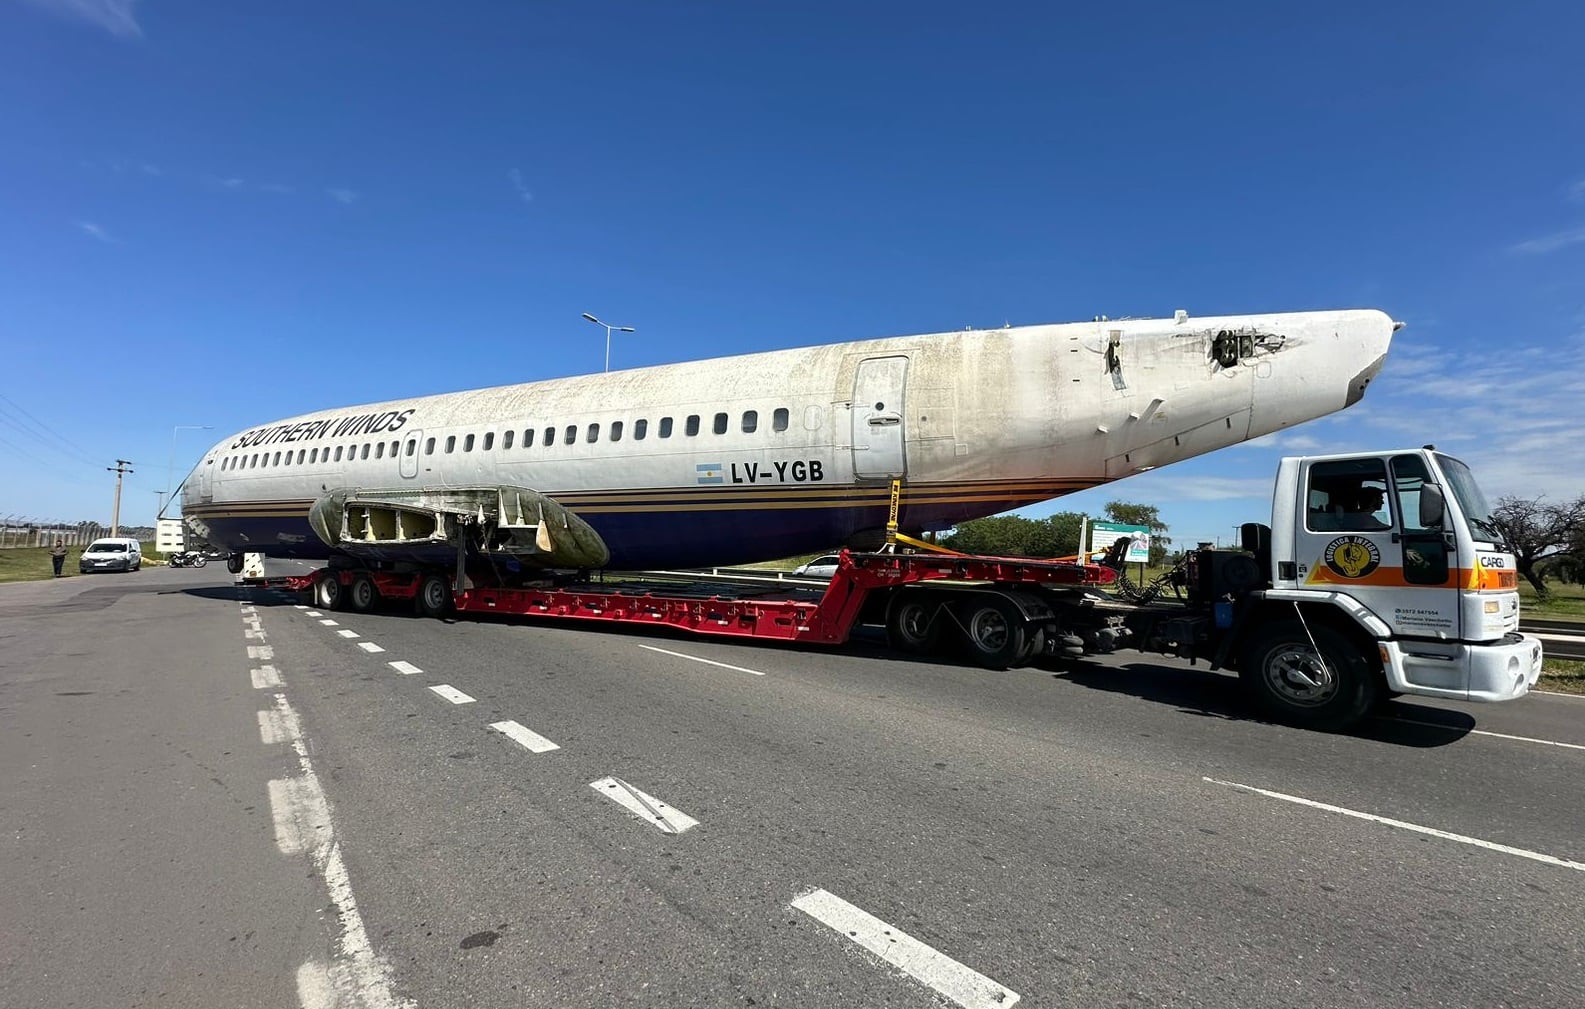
[226,553,245,574]
[1240,621,1378,731]
[961,595,1027,670]
[314,572,344,611]
[347,574,378,613]
[415,573,452,619]
[885,593,941,654]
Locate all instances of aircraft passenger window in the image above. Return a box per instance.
[587,423,599,443]
[376,443,385,459]
[610,421,623,442]
[713,412,728,435]
[273,452,281,466]
[500,431,511,450]
[564,425,577,445]
[464,434,475,452]
[773,408,789,432]
[543,426,555,447]
[742,411,757,433]
[361,444,370,460]
[308,449,316,463]
[390,440,399,457]
[686,415,700,437]
[659,417,673,438]
[334,447,343,462]
[424,438,434,455]
[298,450,306,464]
[445,436,456,453]
[404,440,416,457]
[634,419,647,440]
[523,428,534,447]
[480,433,492,452]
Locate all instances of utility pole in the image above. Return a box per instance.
[108,459,134,537]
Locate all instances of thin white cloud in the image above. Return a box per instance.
[20,0,140,38]
[140,162,161,176]
[509,168,533,205]
[1509,225,1585,255]
[327,187,360,204]
[75,221,118,244]
[258,182,295,195]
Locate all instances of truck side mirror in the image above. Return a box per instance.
[1419,484,1445,529]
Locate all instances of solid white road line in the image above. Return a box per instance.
[251,665,283,689]
[1387,718,1585,752]
[589,776,698,834]
[357,641,385,653]
[790,888,1020,1009]
[268,696,411,1009]
[1204,777,1585,873]
[319,619,339,626]
[489,720,560,753]
[637,643,766,676]
[247,645,274,661]
[1533,689,1584,699]
[337,629,360,639]
[388,660,423,676]
[428,684,475,705]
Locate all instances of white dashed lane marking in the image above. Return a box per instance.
[1204,777,1585,873]
[357,641,385,653]
[305,610,322,616]
[247,645,274,661]
[637,643,766,676]
[337,629,360,639]
[251,665,283,689]
[428,684,475,705]
[589,776,698,834]
[319,619,339,627]
[791,889,1020,1008]
[388,661,423,676]
[490,720,560,753]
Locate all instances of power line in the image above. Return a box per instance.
[0,393,101,466]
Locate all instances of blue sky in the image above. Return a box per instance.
[2,1,1582,547]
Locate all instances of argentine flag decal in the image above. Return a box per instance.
[696,462,725,485]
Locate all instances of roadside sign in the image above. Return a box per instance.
[1090,521,1151,564]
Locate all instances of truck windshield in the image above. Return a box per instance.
[1435,453,1502,545]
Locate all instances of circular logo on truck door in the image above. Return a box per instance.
[1323,536,1381,579]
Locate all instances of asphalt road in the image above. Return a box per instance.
[3,565,1581,1008]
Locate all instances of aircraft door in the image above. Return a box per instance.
[198,459,214,503]
[400,430,421,479]
[852,356,908,480]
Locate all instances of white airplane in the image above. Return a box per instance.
[179,308,1396,572]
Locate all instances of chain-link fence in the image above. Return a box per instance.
[0,520,156,548]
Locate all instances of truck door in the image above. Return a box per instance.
[852,356,908,480]
[400,429,421,479]
[1296,456,1459,639]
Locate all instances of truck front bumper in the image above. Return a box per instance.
[1382,633,1544,702]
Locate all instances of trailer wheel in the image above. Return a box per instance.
[314,571,344,611]
[347,574,378,613]
[885,593,941,654]
[961,595,1027,670]
[226,553,244,575]
[415,573,452,619]
[1240,621,1378,731]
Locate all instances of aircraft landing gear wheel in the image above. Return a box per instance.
[226,553,244,575]
[1240,620,1378,731]
[347,574,378,613]
[961,595,1027,670]
[415,573,452,619]
[885,593,941,655]
[314,572,345,611]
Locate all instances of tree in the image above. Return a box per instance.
[1103,501,1172,566]
[942,511,1087,558]
[1487,495,1585,599]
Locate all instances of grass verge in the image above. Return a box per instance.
[1539,657,1585,695]
[0,542,160,584]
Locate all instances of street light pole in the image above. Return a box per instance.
[581,313,635,373]
[166,424,213,515]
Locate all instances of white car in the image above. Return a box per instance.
[792,554,841,579]
[79,537,142,573]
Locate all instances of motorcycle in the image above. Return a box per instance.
[168,551,208,568]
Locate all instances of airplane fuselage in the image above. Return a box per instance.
[181,309,1394,569]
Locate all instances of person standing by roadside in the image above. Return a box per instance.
[50,538,67,577]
